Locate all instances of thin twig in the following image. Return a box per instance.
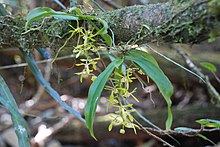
[174,44,220,106]
[0,54,75,70]
[144,127,220,136]
[133,117,175,147]
[143,44,206,83]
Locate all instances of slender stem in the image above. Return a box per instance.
[174,44,220,106]
[143,44,206,83]
[133,117,175,147]
[0,54,75,70]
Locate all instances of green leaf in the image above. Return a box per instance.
[197,134,216,145]
[196,119,220,128]
[127,49,159,67]
[25,7,78,29]
[25,7,112,46]
[125,49,173,129]
[0,76,30,147]
[200,62,217,73]
[85,57,124,139]
[19,49,85,123]
[71,7,111,44]
[89,21,112,46]
[95,18,108,35]
[174,127,197,133]
[69,7,83,16]
[100,34,112,46]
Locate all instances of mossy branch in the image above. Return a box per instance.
[0,0,219,50]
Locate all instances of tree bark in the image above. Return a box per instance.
[0,0,219,50]
[99,0,219,44]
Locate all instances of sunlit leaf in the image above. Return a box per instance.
[85,57,124,139]
[200,62,217,73]
[0,76,30,147]
[19,49,85,123]
[125,49,173,129]
[196,119,220,128]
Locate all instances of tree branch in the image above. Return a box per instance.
[100,0,219,44]
[0,0,219,51]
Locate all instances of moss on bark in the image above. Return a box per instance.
[100,0,219,44]
[0,0,219,50]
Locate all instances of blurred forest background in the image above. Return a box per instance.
[0,0,220,147]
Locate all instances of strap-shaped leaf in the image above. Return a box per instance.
[19,49,85,122]
[89,21,112,46]
[0,76,30,147]
[174,127,197,133]
[25,7,78,29]
[69,7,109,35]
[71,7,111,45]
[85,57,124,139]
[25,7,112,46]
[196,119,220,128]
[125,49,173,129]
[37,48,51,59]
